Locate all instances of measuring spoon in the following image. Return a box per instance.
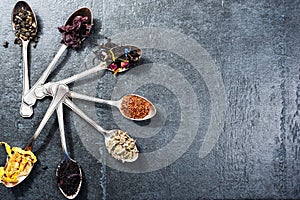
[2,85,69,187]
[69,92,156,121]
[12,1,38,117]
[56,103,82,199]
[56,46,142,85]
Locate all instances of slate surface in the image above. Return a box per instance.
[0,0,299,199]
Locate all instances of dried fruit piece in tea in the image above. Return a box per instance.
[56,159,82,196]
[0,142,37,185]
[12,6,38,46]
[58,16,92,49]
[106,130,138,162]
[120,95,151,119]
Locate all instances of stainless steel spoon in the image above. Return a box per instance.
[56,45,142,85]
[2,85,69,188]
[69,92,156,121]
[56,103,82,199]
[64,98,139,162]
[12,1,38,117]
[21,7,93,116]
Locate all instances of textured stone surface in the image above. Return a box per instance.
[0,0,299,199]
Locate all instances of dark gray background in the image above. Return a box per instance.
[0,0,299,199]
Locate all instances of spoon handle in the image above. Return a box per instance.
[56,103,69,159]
[22,40,30,96]
[22,44,68,108]
[63,98,108,136]
[26,84,69,150]
[20,40,33,117]
[56,62,106,85]
[69,91,120,107]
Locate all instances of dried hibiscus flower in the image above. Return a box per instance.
[58,15,92,49]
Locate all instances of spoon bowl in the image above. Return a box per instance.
[65,7,93,30]
[105,129,139,163]
[59,7,93,48]
[2,162,34,188]
[56,158,82,199]
[0,142,37,188]
[118,94,156,121]
[12,1,38,38]
[2,160,34,188]
[102,44,142,74]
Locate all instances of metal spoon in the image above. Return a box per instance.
[2,85,69,188]
[56,103,82,199]
[12,1,38,117]
[69,92,156,121]
[63,98,139,162]
[56,46,142,86]
[21,7,93,116]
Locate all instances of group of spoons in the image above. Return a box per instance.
[1,1,156,199]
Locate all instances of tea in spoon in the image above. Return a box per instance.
[69,92,156,121]
[0,142,37,188]
[56,103,82,199]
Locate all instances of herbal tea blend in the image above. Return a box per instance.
[12,6,38,46]
[56,159,82,197]
[106,130,139,161]
[120,95,152,119]
[107,48,141,74]
[0,142,37,185]
[58,15,92,49]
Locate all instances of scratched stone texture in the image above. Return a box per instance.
[0,0,299,199]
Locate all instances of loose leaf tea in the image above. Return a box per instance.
[96,41,142,75]
[0,142,37,186]
[56,159,82,197]
[106,130,138,162]
[58,16,92,49]
[120,95,151,119]
[3,41,9,48]
[107,47,142,75]
[12,6,38,46]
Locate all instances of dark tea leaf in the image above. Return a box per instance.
[56,159,82,197]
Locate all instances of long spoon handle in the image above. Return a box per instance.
[19,40,34,117]
[56,62,106,85]
[22,44,68,108]
[56,103,69,158]
[63,98,108,135]
[69,91,119,107]
[26,85,69,150]
[22,40,30,95]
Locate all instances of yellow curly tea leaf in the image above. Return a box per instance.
[0,142,37,185]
